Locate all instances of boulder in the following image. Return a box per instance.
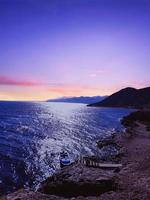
[39,163,116,197]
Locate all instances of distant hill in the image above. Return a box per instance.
[47,96,107,104]
[88,87,150,108]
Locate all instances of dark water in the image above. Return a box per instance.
[0,101,133,194]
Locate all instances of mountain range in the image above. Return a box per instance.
[47,96,107,104]
[88,87,150,108]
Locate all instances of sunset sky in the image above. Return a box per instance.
[0,0,150,100]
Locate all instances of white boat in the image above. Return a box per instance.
[59,151,71,168]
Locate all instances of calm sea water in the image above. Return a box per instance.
[0,101,132,194]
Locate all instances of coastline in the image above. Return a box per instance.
[1,110,150,200]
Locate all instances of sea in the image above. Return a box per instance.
[0,101,133,195]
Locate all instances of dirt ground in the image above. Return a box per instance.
[99,122,150,200]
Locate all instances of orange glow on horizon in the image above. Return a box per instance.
[0,82,149,101]
[0,74,149,101]
[0,85,114,101]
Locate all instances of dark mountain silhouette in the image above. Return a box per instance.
[88,87,150,108]
[47,96,107,104]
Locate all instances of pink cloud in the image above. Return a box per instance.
[0,75,42,87]
[48,86,82,95]
[47,84,102,97]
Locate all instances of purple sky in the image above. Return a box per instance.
[0,0,150,100]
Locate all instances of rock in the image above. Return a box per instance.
[97,140,116,149]
[121,111,150,127]
[0,189,67,200]
[96,134,121,150]
[96,136,123,163]
[39,163,116,197]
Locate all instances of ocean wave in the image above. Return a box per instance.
[0,102,132,195]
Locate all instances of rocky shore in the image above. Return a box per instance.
[1,110,150,200]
